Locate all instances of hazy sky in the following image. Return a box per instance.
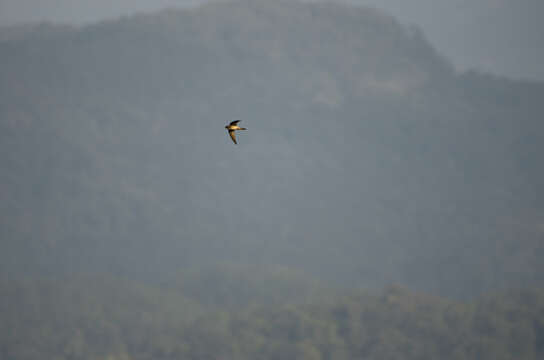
[0,0,542,80]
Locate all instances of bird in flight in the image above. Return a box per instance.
[225,120,247,144]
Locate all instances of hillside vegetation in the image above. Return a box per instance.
[2,273,544,360]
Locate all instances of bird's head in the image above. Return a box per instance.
[225,125,229,129]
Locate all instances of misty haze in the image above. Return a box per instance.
[1,1,544,359]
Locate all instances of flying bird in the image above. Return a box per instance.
[225,120,247,144]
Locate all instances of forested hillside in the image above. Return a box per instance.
[2,274,544,360]
[1,0,543,297]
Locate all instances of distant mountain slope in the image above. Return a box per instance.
[1,0,543,297]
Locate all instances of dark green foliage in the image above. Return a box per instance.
[1,275,544,360]
[0,274,204,360]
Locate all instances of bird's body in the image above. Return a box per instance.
[225,120,247,144]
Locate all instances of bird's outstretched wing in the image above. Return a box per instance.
[229,130,237,144]
[229,120,241,126]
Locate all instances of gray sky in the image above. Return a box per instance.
[0,0,542,80]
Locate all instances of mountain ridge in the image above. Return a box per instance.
[1,0,543,298]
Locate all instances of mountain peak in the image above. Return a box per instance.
[1,0,542,298]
